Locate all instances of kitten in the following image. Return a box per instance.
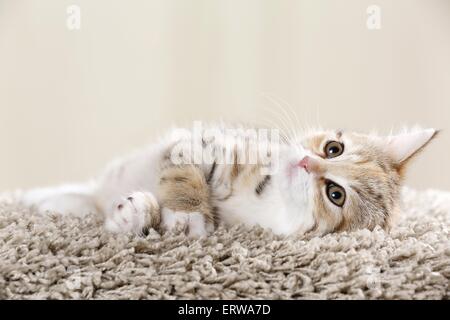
[21,123,438,237]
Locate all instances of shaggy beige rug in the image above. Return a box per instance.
[0,188,449,300]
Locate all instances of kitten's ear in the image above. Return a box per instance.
[385,128,439,166]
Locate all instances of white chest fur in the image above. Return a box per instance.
[214,185,313,236]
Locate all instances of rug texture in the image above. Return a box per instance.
[0,188,449,299]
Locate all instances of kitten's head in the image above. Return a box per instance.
[279,128,438,235]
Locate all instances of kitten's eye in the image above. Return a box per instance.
[326,181,346,207]
[324,141,344,158]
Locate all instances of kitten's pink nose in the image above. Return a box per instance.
[298,156,310,173]
[298,156,324,175]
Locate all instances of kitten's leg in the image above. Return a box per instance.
[21,183,99,217]
[158,165,214,237]
[103,191,161,236]
[23,185,161,236]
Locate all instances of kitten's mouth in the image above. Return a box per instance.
[298,156,310,173]
[281,145,310,184]
[287,160,308,183]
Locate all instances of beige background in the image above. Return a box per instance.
[0,0,449,191]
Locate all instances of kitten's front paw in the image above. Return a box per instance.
[161,208,213,238]
[104,191,160,235]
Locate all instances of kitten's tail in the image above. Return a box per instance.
[20,182,99,217]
